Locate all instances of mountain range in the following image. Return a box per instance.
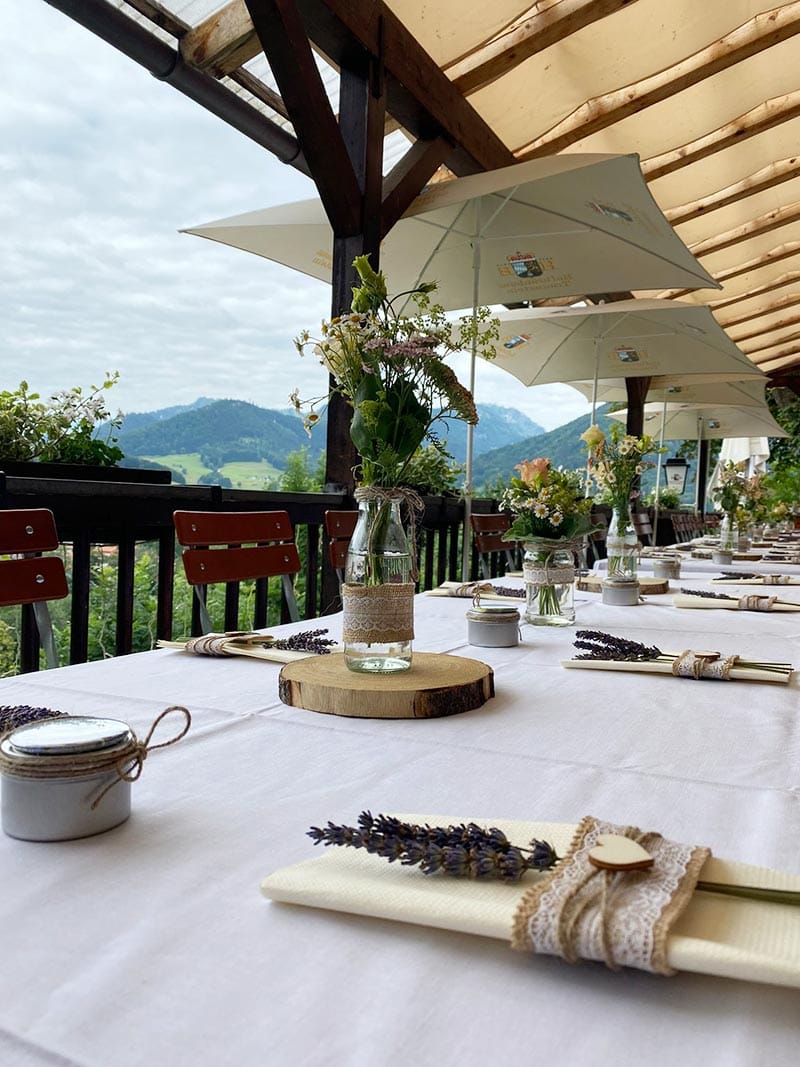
[115,398,546,486]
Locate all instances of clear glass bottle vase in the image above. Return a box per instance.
[606,506,639,581]
[522,542,576,626]
[719,513,739,553]
[342,495,414,673]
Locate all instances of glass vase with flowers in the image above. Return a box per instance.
[294,256,497,673]
[501,459,593,625]
[710,462,748,553]
[582,424,663,581]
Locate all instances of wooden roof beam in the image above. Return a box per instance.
[706,271,800,312]
[665,158,800,227]
[296,0,515,175]
[380,136,452,237]
[516,4,800,158]
[756,351,800,373]
[657,242,800,300]
[446,0,640,95]
[243,0,362,236]
[741,327,800,356]
[730,312,800,344]
[181,1,260,74]
[751,340,800,364]
[642,91,800,182]
[689,202,800,260]
[717,292,800,329]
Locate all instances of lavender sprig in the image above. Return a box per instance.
[573,630,662,662]
[0,705,67,733]
[266,629,336,655]
[488,585,525,599]
[308,811,558,883]
[680,588,737,601]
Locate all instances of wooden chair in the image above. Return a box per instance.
[324,510,358,587]
[586,511,608,565]
[173,510,301,634]
[470,514,517,579]
[632,511,654,546]
[0,508,68,670]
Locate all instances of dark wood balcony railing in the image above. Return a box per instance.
[0,472,506,673]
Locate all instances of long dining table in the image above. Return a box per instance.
[1,569,799,1067]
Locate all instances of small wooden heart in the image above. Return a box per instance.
[588,834,654,872]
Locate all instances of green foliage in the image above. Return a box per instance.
[0,372,123,465]
[767,388,800,476]
[643,486,682,509]
[280,447,324,493]
[400,445,463,496]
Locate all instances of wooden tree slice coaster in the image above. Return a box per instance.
[576,574,670,594]
[278,652,494,719]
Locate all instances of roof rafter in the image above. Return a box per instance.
[716,291,800,328]
[657,242,800,300]
[706,271,800,312]
[642,91,800,182]
[757,350,800,372]
[665,158,800,226]
[243,0,362,235]
[516,3,800,158]
[181,1,259,74]
[295,0,515,175]
[741,327,800,355]
[689,202,800,259]
[730,311,800,344]
[445,0,639,95]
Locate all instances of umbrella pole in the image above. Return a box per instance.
[693,416,702,513]
[585,340,600,497]
[461,222,482,581]
[652,399,667,544]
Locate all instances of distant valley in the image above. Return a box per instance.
[116,398,546,490]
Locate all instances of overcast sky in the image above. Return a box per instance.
[2,1,593,432]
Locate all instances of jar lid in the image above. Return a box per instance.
[466,606,520,621]
[2,716,133,757]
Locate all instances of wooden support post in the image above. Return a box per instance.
[624,376,651,437]
[696,439,711,515]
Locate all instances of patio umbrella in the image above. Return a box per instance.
[483,300,762,393]
[569,376,768,408]
[185,155,718,578]
[184,154,717,306]
[608,403,787,442]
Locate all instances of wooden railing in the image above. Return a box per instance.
[0,473,504,673]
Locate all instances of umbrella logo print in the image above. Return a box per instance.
[587,201,633,224]
[502,333,532,350]
[507,252,545,278]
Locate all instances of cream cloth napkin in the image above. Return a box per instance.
[261,815,800,989]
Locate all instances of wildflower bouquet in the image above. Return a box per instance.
[501,459,593,624]
[581,422,663,514]
[710,462,747,517]
[501,459,593,543]
[293,255,496,489]
[582,423,664,580]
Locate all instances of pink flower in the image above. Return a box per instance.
[515,457,550,486]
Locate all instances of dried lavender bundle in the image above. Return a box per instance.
[679,588,737,601]
[573,630,662,662]
[267,629,336,654]
[308,811,558,883]
[487,585,525,599]
[0,705,67,733]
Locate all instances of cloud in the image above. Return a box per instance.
[1,1,591,431]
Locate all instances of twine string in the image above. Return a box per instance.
[0,705,191,810]
[738,595,777,611]
[672,650,737,680]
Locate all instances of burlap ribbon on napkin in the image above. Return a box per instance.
[512,816,710,974]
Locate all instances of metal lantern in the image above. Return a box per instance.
[665,456,690,494]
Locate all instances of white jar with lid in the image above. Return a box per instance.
[0,717,135,842]
[466,604,521,647]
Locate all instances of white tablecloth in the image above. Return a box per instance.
[1,580,799,1067]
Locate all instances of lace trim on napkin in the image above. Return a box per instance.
[511,816,710,974]
[341,582,415,643]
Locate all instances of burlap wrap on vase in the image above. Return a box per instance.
[511,815,710,974]
[341,582,415,644]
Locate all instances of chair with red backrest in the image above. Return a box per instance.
[324,510,358,588]
[173,510,301,634]
[0,508,68,670]
[470,513,517,579]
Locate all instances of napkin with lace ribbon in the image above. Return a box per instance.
[261,814,800,988]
